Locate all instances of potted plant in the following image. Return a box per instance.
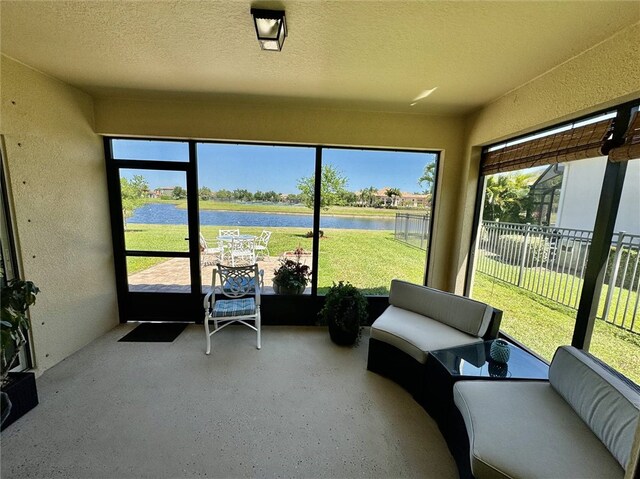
[272,248,312,295]
[319,281,368,346]
[1,278,40,429]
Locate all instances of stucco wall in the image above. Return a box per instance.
[0,55,118,374]
[94,97,467,291]
[557,157,640,234]
[458,22,640,294]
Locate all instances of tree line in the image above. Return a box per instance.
[119,162,439,222]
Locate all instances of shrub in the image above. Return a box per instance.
[318,281,368,346]
[605,246,640,289]
[497,234,551,266]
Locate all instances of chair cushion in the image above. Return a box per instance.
[549,346,640,470]
[453,380,624,479]
[389,279,494,337]
[212,298,256,318]
[370,305,482,364]
[222,278,257,295]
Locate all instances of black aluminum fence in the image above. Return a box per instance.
[476,221,640,334]
[394,213,431,250]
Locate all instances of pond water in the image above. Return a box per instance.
[128,203,395,230]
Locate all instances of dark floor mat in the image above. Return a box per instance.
[118,323,188,342]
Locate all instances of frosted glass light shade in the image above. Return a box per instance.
[251,9,287,52]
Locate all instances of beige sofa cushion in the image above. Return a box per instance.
[370,305,482,364]
[389,279,494,337]
[549,346,640,470]
[454,381,624,479]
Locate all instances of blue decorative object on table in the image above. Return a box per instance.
[490,339,511,364]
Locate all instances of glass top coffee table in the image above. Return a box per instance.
[429,339,549,380]
[423,339,549,434]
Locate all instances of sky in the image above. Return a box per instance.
[114,140,437,194]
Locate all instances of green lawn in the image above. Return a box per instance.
[472,272,640,384]
[124,224,426,294]
[476,255,640,334]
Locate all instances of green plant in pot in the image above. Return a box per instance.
[273,248,312,295]
[1,278,39,426]
[319,281,368,346]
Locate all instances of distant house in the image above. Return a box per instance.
[152,187,176,198]
[373,188,430,208]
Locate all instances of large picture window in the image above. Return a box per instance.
[196,144,316,294]
[467,105,640,384]
[318,148,437,294]
[106,140,439,303]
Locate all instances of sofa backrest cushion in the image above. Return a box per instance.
[388,280,494,338]
[549,346,640,470]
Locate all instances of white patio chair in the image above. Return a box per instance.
[230,237,256,266]
[203,263,262,353]
[199,233,224,266]
[219,229,240,237]
[254,230,272,258]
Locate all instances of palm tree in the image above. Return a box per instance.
[359,186,378,207]
[484,173,534,223]
[418,162,437,194]
[385,187,402,207]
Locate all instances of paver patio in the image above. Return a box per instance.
[128,255,312,294]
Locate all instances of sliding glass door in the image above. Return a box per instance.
[105,139,201,322]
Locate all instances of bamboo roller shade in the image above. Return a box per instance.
[609,111,640,163]
[481,119,613,176]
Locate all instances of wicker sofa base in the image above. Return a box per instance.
[367,337,475,478]
[366,337,424,399]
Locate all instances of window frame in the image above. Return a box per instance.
[105,137,440,323]
[464,100,640,359]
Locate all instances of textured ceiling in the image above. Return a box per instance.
[1,1,638,115]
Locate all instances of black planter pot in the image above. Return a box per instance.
[328,321,359,346]
[1,372,38,431]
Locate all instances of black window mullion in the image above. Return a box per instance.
[187,141,201,297]
[424,155,440,286]
[464,173,487,296]
[110,159,190,171]
[311,147,322,296]
[572,104,634,349]
[104,137,129,322]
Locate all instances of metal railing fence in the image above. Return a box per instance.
[476,221,639,334]
[394,213,431,250]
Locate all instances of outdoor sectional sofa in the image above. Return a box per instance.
[452,346,640,479]
[366,279,502,399]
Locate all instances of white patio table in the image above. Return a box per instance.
[217,234,256,264]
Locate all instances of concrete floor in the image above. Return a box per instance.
[0,325,456,479]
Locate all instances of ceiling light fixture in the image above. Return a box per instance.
[251,8,287,52]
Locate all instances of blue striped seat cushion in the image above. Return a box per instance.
[212,298,256,318]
